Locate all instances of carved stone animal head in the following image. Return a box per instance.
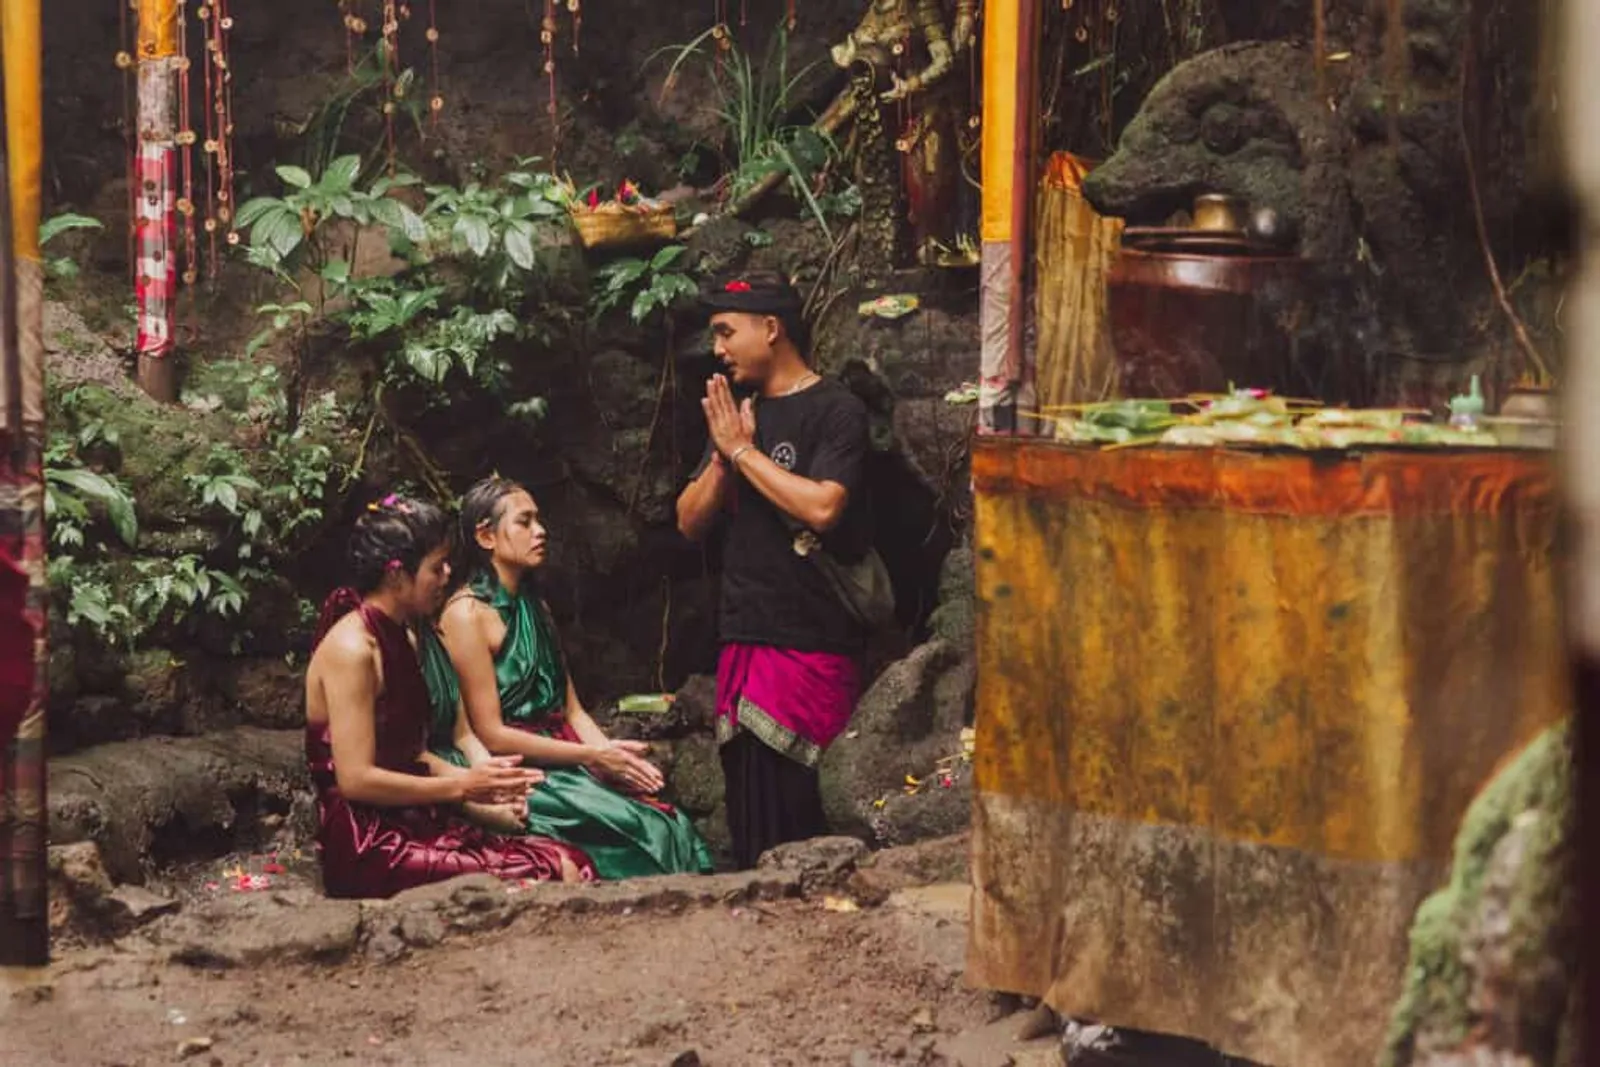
[1083,14,1544,394]
[1083,41,1354,264]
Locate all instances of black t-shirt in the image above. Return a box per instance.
[695,378,872,655]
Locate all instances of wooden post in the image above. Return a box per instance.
[0,0,47,969]
[134,0,180,402]
[977,0,1041,435]
[1560,0,1600,1052]
[1004,0,1040,432]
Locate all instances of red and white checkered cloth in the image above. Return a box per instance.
[134,141,176,358]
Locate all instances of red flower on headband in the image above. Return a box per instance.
[724,280,752,293]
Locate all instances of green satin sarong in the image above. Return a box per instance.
[420,575,712,880]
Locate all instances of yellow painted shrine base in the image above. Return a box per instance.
[966,441,1569,1066]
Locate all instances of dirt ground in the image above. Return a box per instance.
[0,884,988,1067]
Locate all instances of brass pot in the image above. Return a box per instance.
[1192,193,1246,233]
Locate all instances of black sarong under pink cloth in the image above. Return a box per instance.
[306,589,594,899]
[719,732,830,870]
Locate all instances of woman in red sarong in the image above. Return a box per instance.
[304,493,595,899]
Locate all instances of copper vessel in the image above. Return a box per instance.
[1107,237,1361,401]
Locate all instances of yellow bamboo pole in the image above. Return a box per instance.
[976,0,1041,435]
[0,0,46,968]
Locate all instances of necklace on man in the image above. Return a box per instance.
[783,372,820,396]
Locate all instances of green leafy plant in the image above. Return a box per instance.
[245,300,315,359]
[593,245,699,324]
[655,26,838,236]
[399,306,522,385]
[419,160,571,291]
[43,426,142,646]
[46,362,346,652]
[130,554,251,628]
[183,444,275,558]
[234,155,426,277]
[42,446,138,552]
[40,212,104,280]
[53,569,135,644]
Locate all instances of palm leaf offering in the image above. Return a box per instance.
[615,693,675,715]
[1041,389,1509,451]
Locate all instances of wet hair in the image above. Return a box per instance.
[455,474,529,583]
[347,493,450,595]
[702,269,811,357]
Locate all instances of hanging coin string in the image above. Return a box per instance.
[199,0,216,272]
[897,28,910,155]
[381,0,399,174]
[177,1,197,289]
[541,0,558,161]
[713,0,727,77]
[210,0,237,268]
[341,0,358,76]
[427,0,442,127]
[787,0,796,32]
[569,0,582,57]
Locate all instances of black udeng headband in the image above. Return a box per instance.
[700,278,803,315]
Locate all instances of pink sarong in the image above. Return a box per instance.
[715,643,860,768]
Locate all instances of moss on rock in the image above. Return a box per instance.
[1382,721,1576,1067]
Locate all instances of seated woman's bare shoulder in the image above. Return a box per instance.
[306,614,380,722]
[312,611,378,669]
[440,589,478,628]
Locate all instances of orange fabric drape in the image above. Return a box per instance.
[968,440,1568,1066]
[1033,154,1122,408]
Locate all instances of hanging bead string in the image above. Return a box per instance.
[541,0,559,158]
[427,0,443,126]
[969,0,981,132]
[197,0,235,272]
[569,0,582,57]
[176,0,198,288]
[895,27,910,146]
[217,0,237,257]
[786,0,796,32]
[713,0,727,76]
[342,0,356,75]
[199,0,217,272]
[117,1,136,286]
[381,0,400,173]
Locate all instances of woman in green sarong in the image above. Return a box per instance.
[418,476,713,880]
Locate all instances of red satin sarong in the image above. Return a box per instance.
[307,590,594,899]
